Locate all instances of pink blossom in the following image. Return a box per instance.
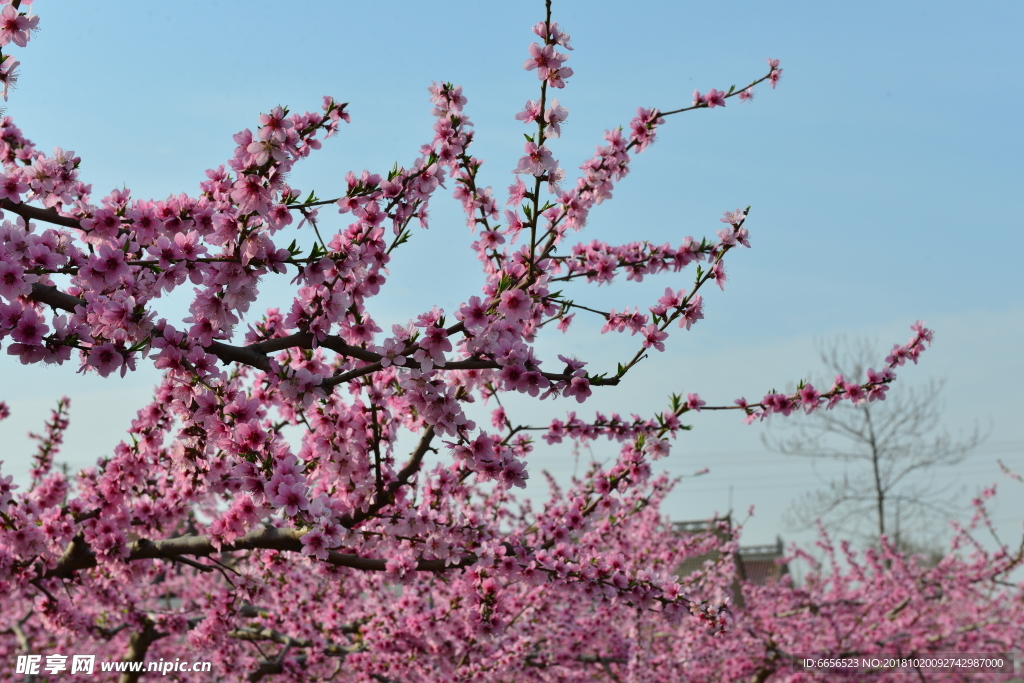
[498,289,532,321]
[373,337,407,368]
[768,58,783,88]
[0,169,27,202]
[512,141,557,176]
[457,296,489,330]
[711,261,726,290]
[798,384,821,413]
[679,295,704,329]
[705,88,726,108]
[11,308,45,345]
[843,380,866,403]
[544,99,569,138]
[506,177,528,206]
[641,324,668,352]
[514,99,541,124]
[533,20,573,50]
[0,260,28,299]
[564,376,591,403]
[0,56,19,101]
[86,343,122,378]
[720,208,746,226]
[419,325,452,365]
[231,174,270,215]
[269,480,308,517]
[522,43,569,81]
[258,106,295,143]
[762,392,793,415]
[0,5,38,48]
[300,528,329,561]
[0,468,16,507]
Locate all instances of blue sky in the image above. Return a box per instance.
[2,1,1022,554]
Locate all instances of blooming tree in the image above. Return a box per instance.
[1,1,1020,681]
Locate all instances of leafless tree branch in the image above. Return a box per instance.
[765,337,987,550]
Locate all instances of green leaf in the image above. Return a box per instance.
[496,273,514,293]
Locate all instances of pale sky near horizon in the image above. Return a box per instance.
[1,1,1021,556]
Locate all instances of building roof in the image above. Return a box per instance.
[673,517,790,588]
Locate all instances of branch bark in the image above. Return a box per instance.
[118,618,166,683]
[229,626,360,657]
[1,198,83,229]
[42,523,478,581]
[25,286,618,385]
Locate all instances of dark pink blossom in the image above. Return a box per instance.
[704,88,726,108]
[522,43,568,81]
[498,289,532,321]
[0,5,38,48]
[0,261,28,299]
[641,324,667,352]
[86,343,122,378]
[230,174,270,215]
[768,58,783,88]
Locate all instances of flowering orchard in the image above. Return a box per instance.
[0,1,1021,681]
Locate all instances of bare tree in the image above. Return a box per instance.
[763,337,986,550]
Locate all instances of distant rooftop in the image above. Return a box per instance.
[673,517,790,590]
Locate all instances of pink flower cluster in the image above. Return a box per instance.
[1,4,1000,682]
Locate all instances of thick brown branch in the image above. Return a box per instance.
[248,656,305,683]
[1,198,83,229]
[42,522,477,581]
[25,285,620,388]
[29,283,85,313]
[118,618,166,683]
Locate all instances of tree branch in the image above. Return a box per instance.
[1,198,83,229]
[339,426,434,528]
[29,283,86,313]
[229,626,360,657]
[26,286,619,388]
[42,523,478,582]
[118,618,166,683]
